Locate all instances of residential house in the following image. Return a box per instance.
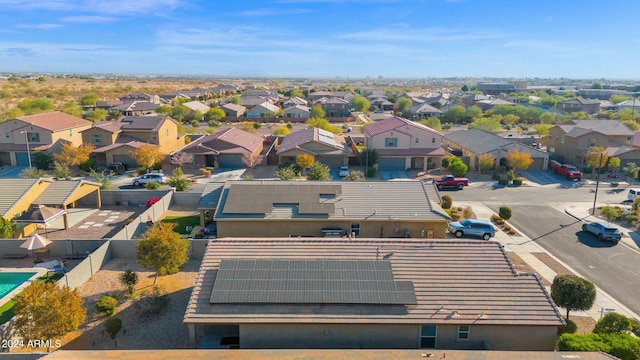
[475,98,517,112]
[477,82,527,95]
[308,91,353,102]
[283,96,308,108]
[184,237,563,350]
[283,105,311,119]
[110,101,160,116]
[0,178,100,237]
[173,127,263,169]
[201,180,450,238]
[276,127,351,167]
[211,83,242,96]
[119,93,160,104]
[314,97,351,117]
[406,103,443,119]
[557,98,601,114]
[617,99,640,113]
[221,103,247,118]
[159,89,210,103]
[543,119,635,166]
[238,95,271,109]
[94,100,123,110]
[0,112,92,166]
[245,102,281,118]
[364,116,444,171]
[370,97,395,111]
[182,101,211,119]
[443,129,549,171]
[83,116,183,167]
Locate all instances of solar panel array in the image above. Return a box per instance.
[222,183,341,215]
[317,128,344,149]
[210,259,417,305]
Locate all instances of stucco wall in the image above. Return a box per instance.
[436,324,557,351]
[240,324,417,349]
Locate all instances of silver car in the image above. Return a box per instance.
[447,219,496,240]
[582,221,621,244]
[132,173,167,186]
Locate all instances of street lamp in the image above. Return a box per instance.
[591,152,604,215]
[19,131,32,169]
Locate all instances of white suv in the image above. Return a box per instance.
[132,173,167,186]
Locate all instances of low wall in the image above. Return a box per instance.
[110,191,173,240]
[79,190,171,207]
[0,239,106,258]
[173,192,200,208]
[58,240,112,289]
[109,239,208,260]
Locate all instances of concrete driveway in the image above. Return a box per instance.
[378,171,409,181]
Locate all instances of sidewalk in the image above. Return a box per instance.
[459,201,640,322]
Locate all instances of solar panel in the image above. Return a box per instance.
[210,259,417,305]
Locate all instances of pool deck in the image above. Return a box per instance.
[0,268,47,308]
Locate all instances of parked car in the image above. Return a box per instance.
[627,188,640,202]
[550,160,582,180]
[433,175,469,190]
[338,166,350,177]
[581,221,621,244]
[447,219,496,240]
[132,173,167,186]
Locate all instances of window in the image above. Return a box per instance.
[385,138,398,147]
[560,135,565,144]
[432,137,435,143]
[29,132,40,142]
[627,137,632,145]
[166,129,169,137]
[457,325,470,340]
[589,137,597,147]
[68,129,73,136]
[152,133,158,141]
[4,132,9,138]
[420,325,436,348]
[93,134,102,143]
[350,222,360,237]
[415,138,419,144]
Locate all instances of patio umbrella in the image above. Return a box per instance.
[20,233,52,260]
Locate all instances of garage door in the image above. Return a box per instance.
[112,155,137,169]
[15,152,30,166]
[316,156,344,168]
[218,155,244,169]
[378,157,405,171]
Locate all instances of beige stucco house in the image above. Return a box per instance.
[364,116,444,171]
[277,127,352,168]
[0,112,92,166]
[183,238,564,350]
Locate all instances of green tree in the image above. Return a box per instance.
[136,222,189,284]
[206,107,225,121]
[171,105,190,122]
[119,269,139,295]
[466,105,482,119]
[558,333,640,360]
[155,105,172,116]
[230,95,241,104]
[0,215,15,238]
[17,98,54,115]
[623,162,639,184]
[359,148,378,168]
[13,282,86,350]
[310,104,325,119]
[448,158,468,177]
[274,165,297,180]
[610,95,631,104]
[84,108,107,122]
[587,146,609,172]
[420,117,442,131]
[469,117,502,132]
[441,123,452,133]
[591,82,603,89]
[600,206,624,223]
[272,125,290,136]
[305,118,342,134]
[307,162,331,180]
[608,157,621,172]
[167,167,192,192]
[551,274,596,320]
[594,312,632,334]
[532,124,552,138]
[622,120,639,132]
[104,317,122,339]
[461,84,470,92]
[343,170,365,181]
[80,93,98,106]
[32,150,54,170]
[446,105,467,123]
[395,97,412,114]
[352,95,371,112]
[477,154,495,173]
[61,101,82,117]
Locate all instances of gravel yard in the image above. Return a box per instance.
[60,258,200,350]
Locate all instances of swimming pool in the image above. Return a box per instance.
[0,272,39,307]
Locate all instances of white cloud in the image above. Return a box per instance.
[61,15,118,23]
[16,23,63,30]
[0,0,184,15]
[336,27,507,42]
[234,8,313,16]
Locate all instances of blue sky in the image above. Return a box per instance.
[0,0,639,78]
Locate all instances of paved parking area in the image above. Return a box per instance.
[378,171,409,181]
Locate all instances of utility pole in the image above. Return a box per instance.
[592,152,603,215]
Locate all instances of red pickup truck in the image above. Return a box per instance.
[550,160,582,180]
[433,175,469,190]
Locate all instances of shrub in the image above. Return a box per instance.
[491,214,502,222]
[104,317,122,339]
[632,198,640,211]
[441,195,452,209]
[96,295,118,316]
[558,319,578,335]
[145,181,161,190]
[462,207,473,219]
[190,120,199,128]
[611,182,619,187]
[594,313,631,334]
[499,206,512,220]
[630,318,640,336]
[152,162,162,171]
[450,212,461,221]
[199,168,212,177]
[512,178,523,186]
[79,159,96,172]
[623,215,638,224]
[503,225,511,231]
[491,172,501,181]
[119,269,139,295]
[496,219,505,225]
[508,229,517,235]
[366,166,376,178]
[506,170,516,182]
[582,165,593,174]
[498,178,509,186]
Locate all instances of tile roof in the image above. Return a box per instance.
[120,116,171,131]
[182,101,210,112]
[444,129,548,156]
[110,101,160,112]
[409,103,443,115]
[559,119,634,137]
[221,103,246,112]
[277,127,348,155]
[33,180,100,206]
[214,180,449,221]
[14,111,92,132]
[365,116,440,137]
[92,140,150,153]
[184,238,564,326]
[88,121,124,134]
[179,127,263,155]
[0,178,51,217]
